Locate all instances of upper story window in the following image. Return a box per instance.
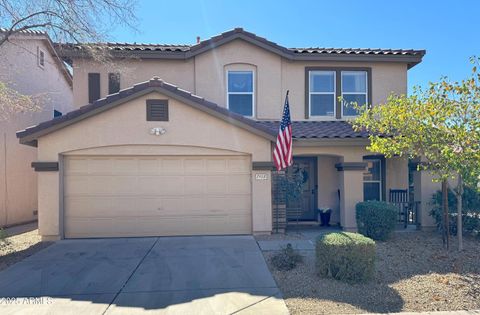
[108,72,121,94]
[37,47,45,69]
[309,71,336,117]
[342,71,368,117]
[306,67,370,119]
[227,71,254,117]
[88,73,101,103]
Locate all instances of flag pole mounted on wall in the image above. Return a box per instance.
[273,90,293,171]
[273,90,293,233]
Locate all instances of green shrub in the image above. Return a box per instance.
[316,232,375,283]
[430,186,480,238]
[356,201,397,241]
[270,243,303,271]
[0,228,6,241]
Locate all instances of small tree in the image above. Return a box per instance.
[352,58,480,251]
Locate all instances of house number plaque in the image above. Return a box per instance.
[255,173,268,180]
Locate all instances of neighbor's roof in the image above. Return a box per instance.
[16,77,277,146]
[0,28,72,86]
[256,121,370,140]
[55,28,425,69]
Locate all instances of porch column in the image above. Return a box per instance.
[412,165,439,230]
[336,162,367,232]
[32,161,62,241]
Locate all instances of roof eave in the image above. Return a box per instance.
[293,138,370,146]
[17,82,277,145]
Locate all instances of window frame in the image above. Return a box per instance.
[363,155,386,201]
[226,70,255,117]
[308,70,336,118]
[37,46,45,69]
[305,67,372,119]
[341,70,369,118]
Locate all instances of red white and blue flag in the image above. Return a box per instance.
[273,92,293,171]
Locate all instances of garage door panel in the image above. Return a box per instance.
[228,174,251,194]
[138,158,159,175]
[206,159,227,173]
[161,159,183,174]
[206,176,228,194]
[136,176,163,195]
[64,155,252,238]
[158,176,185,195]
[227,158,251,173]
[88,158,113,174]
[184,158,205,174]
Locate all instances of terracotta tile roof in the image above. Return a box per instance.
[55,28,425,68]
[16,77,277,146]
[255,120,370,139]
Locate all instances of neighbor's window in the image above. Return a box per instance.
[227,71,254,116]
[363,158,382,201]
[342,71,368,116]
[309,71,336,117]
[108,72,120,94]
[37,47,45,68]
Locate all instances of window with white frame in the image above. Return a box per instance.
[363,158,382,201]
[227,71,254,116]
[342,71,368,116]
[309,71,335,117]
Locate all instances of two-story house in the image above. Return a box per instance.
[16,28,438,240]
[0,29,73,227]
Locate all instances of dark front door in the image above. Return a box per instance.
[286,157,317,221]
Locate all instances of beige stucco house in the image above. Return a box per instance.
[0,29,73,227]
[17,28,438,240]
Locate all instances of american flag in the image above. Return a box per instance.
[273,92,293,171]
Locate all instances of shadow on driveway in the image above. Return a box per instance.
[0,236,288,314]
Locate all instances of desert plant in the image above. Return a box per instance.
[316,232,375,283]
[270,243,303,271]
[356,201,397,241]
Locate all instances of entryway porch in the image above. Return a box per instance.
[271,151,418,234]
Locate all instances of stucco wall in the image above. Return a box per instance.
[72,39,408,121]
[35,91,272,238]
[317,156,341,224]
[0,37,73,227]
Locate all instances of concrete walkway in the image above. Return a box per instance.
[0,236,288,315]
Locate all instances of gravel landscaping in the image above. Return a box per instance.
[0,226,52,272]
[262,231,480,314]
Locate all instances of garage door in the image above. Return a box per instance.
[64,156,252,238]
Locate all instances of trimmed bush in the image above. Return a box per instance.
[356,201,397,241]
[271,243,303,271]
[316,232,375,283]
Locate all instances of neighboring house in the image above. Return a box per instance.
[17,28,438,240]
[0,29,73,227]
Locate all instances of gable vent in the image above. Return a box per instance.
[146,99,169,121]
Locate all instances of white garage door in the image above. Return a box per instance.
[64,155,252,238]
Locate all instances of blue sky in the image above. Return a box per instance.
[111,0,479,92]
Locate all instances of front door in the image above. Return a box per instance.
[286,157,317,221]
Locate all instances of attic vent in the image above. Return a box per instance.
[146,99,169,121]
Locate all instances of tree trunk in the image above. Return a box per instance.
[442,179,450,250]
[457,175,463,251]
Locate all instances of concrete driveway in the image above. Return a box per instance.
[0,236,288,315]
